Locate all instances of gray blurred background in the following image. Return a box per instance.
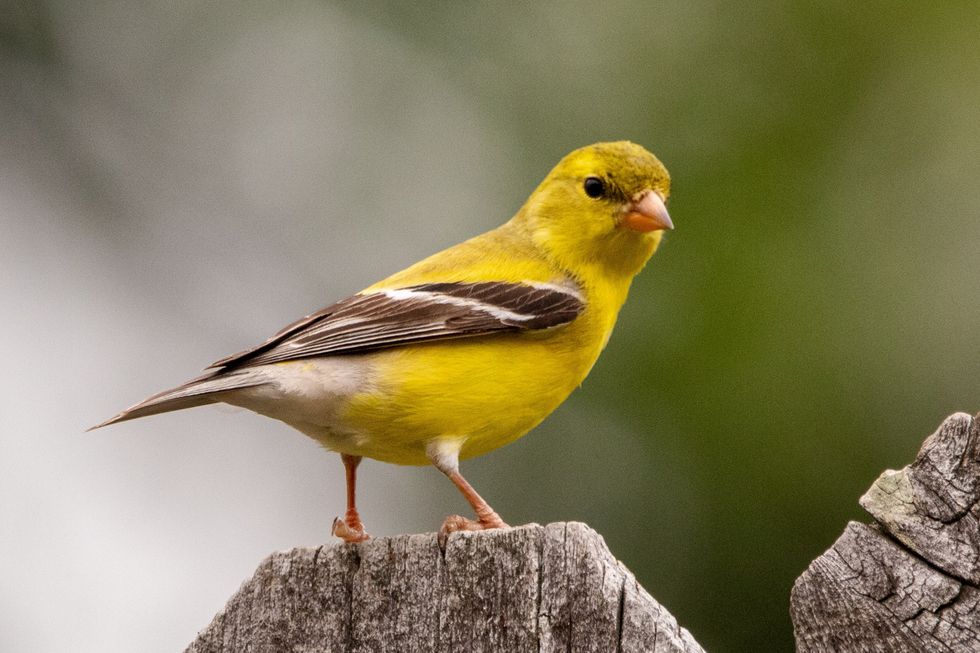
[3,2,980,651]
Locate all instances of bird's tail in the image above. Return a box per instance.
[88,369,268,431]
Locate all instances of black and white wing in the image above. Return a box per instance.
[90,281,584,430]
[209,281,585,371]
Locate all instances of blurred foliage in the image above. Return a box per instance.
[4,2,980,651]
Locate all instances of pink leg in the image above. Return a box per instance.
[428,443,508,538]
[440,468,508,534]
[331,454,370,543]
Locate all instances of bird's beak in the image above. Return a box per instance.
[622,190,673,232]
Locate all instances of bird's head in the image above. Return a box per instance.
[518,141,672,279]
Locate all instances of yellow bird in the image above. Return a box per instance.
[92,141,673,542]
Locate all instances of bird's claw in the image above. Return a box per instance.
[332,515,370,543]
[437,513,509,548]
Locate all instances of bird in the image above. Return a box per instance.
[91,141,673,543]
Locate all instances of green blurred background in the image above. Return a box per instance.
[3,2,980,651]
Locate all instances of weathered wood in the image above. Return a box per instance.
[792,412,980,652]
[186,522,704,653]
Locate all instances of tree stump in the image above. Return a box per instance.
[791,412,980,652]
[185,521,705,652]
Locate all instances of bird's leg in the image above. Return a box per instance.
[427,441,508,538]
[331,453,370,543]
[441,468,509,534]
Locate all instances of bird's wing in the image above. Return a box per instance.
[208,281,585,371]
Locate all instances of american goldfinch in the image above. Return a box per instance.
[92,141,673,542]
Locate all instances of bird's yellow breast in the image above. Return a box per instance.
[322,215,646,466]
[340,280,627,466]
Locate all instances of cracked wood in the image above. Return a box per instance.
[185,522,704,653]
[792,412,980,652]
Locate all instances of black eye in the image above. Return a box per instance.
[583,176,605,198]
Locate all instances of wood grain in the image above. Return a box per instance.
[792,412,980,652]
[185,522,704,653]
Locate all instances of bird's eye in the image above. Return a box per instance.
[583,176,605,199]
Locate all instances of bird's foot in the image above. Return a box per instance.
[437,512,509,548]
[332,515,370,543]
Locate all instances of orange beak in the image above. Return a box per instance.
[622,191,673,233]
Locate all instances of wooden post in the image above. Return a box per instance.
[185,522,705,652]
[186,414,980,651]
[791,412,980,651]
